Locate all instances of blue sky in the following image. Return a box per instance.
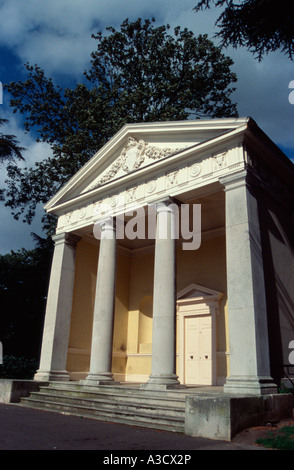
[0,0,294,254]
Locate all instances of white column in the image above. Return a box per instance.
[220,170,277,395]
[34,232,80,382]
[82,218,117,385]
[142,199,181,390]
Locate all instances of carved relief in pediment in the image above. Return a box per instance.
[89,137,185,190]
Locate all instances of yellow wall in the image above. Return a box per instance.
[112,250,131,377]
[177,235,229,379]
[123,235,228,382]
[67,234,229,383]
[67,239,98,375]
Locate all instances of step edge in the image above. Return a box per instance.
[20,398,185,423]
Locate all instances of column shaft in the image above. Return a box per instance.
[82,218,117,385]
[221,171,277,395]
[34,232,80,382]
[142,200,181,390]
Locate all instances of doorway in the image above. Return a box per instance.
[184,314,212,385]
[177,284,223,386]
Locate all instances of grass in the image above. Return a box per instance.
[256,425,294,450]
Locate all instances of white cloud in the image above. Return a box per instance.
[0,0,294,253]
[0,0,293,151]
[0,0,204,76]
[0,111,52,253]
[0,111,52,167]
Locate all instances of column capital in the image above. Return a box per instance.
[219,169,247,192]
[93,217,116,240]
[151,197,180,214]
[52,232,81,247]
[94,216,115,228]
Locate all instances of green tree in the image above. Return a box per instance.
[2,18,238,234]
[194,0,294,60]
[0,117,25,163]
[0,235,53,362]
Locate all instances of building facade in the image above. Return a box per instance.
[34,118,294,395]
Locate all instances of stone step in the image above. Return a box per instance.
[19,382,186,433]
[19,395,185,433]
[39,384,186,408]
[48,381,190,399]
[25,390,185,418]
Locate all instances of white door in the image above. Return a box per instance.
[184,314,212,385]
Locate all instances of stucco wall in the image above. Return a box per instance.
[66,239,98,375]
[66,235,229,383]
[257,188,294,384]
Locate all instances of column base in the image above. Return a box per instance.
[140,374,185,391]
[224,375,278,396]
[80,372,119,387]
[34,370,70,382]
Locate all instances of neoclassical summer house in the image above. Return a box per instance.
[34,117,294,396]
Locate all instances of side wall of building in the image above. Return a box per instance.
[257,187,294,384]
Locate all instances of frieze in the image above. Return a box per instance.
[78,207,86,219]
[56,145,246,233]
[65,212,72,224]
[126,186,137,203]
[166,171,178,187]
[190,163,201,178]
[146,180,157,194]
[213,152,227,170]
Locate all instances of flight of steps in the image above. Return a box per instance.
[19,382,186,433]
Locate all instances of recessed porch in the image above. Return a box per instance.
[65,188,229,387]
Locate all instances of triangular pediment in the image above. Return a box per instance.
[177,283,223,301]
[82,136,187,193]
[45,118,250,213]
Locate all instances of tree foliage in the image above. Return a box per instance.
[0,117,25,163]
[194,0,294,60]
[0,235,53,360]
[3,18,238,233]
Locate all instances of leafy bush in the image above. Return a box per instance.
[256,426,294,450]
[0,355,38,379]
[279,383,294,394]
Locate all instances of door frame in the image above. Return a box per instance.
[176,284,223,386]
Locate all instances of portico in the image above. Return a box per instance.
[34,118,294,396]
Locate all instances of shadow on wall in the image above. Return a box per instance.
[257,186,294,386]
[138,296,153,353]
